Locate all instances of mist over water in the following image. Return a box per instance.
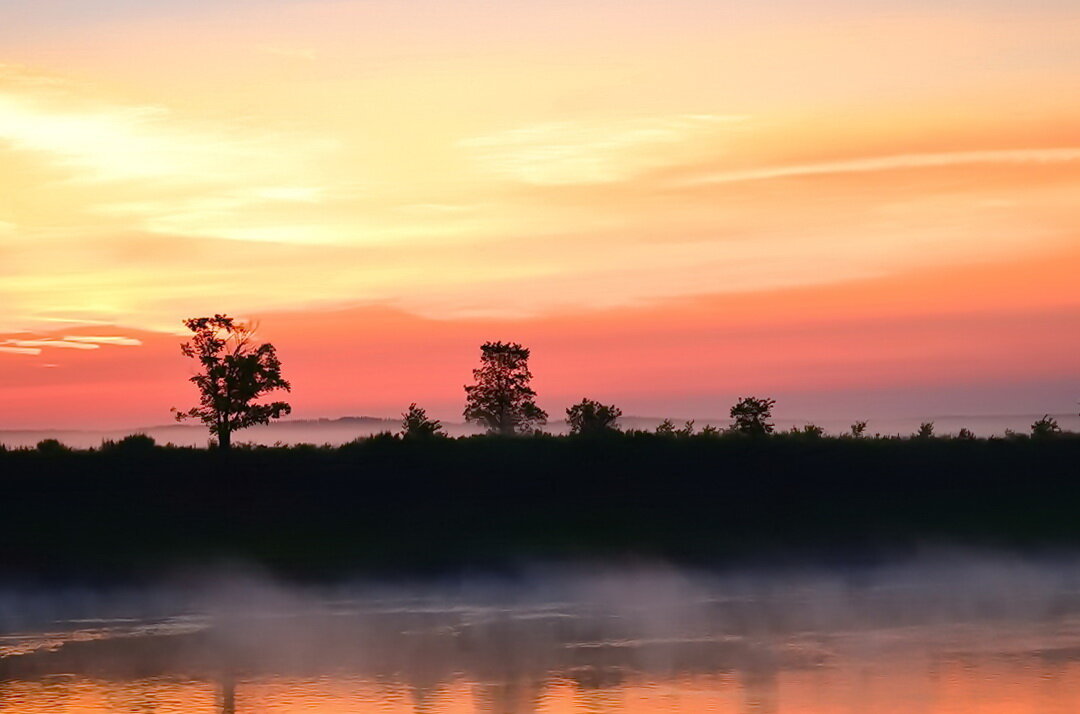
[2,552,1080,711]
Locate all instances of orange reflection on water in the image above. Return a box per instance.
[0,678,216,713]
[3,658,1080,714]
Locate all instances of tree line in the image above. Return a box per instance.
[173,314,1070,450]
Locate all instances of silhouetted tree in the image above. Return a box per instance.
[566,398,622,436]
[956,428,976,440]
[173,314,291,450]
[850,421,868,438]
[793,423,824,438]
[401,403,445,440]
[1031,415,1061,438]
[655,419,677,436]
[654,419,696,438]
[100,433,157,454]
[730,397,776,436]
[35,438,69,454]
[915,421,935,439]
[463,341,547,435]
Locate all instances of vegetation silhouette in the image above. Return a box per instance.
[35,438,70,454]
[654,418,677,436]
[730,397,776,435]
[400,403,445,440]
[100,433,157,455]
[463,341,547,435]
[792,423,824,438]
[173,315,291,450]
[0,429,1078,582]
[6,319,1077,582]
[566,398,622,436]
[1032,415,1062,438]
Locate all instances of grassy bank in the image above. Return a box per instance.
[1,433,1079,582]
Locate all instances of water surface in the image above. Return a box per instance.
[2,559,1079,712]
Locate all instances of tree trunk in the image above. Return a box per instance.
[218,427,232,450]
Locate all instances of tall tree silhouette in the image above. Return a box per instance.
[729,396,776,436]
[464,341,547,435]
[173,314,291,450]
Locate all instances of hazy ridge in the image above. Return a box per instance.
[2,413,1077,449]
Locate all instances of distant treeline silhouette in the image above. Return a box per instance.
[1,432,1079,582]
[2,313,1076,583]
[168,314,1073,449]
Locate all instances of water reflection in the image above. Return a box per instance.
[2,645,1080,713]
[1,561,1080,712]
[219,675,235,714]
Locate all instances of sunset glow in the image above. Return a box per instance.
[2,0,1078,428]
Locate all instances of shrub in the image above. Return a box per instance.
[101,433,157,454]
[729,397,776,436]
[655,419,677,436]
[1031,415,1062,438]
[401,404,445,440]
[566,399,622,436]
[36,439,70,454]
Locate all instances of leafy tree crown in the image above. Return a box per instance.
[1031,415,1061,438]
[729,397,776,435]
[401,403,445,439]
[463,341,547,435]
[566,398,622,436]
[173,314,291,448]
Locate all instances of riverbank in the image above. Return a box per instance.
[1,433,1078,582]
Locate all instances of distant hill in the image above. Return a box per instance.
[0,416,406,449]
[1,413,1076,449]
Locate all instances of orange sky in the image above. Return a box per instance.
[1,0,1078,429]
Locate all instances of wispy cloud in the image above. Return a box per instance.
[62,336,143,346]
[461,114,750,185]
[0,66,340,244]
[7,339,99,350]
[398,203,485,214]
[678,148,1080,186]
[0,345,40,356]
[0,88,332,185]
[0,335,142,353]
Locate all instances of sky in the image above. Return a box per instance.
[1,0,1078,430]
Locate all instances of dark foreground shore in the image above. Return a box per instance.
[1,433,1078,582]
